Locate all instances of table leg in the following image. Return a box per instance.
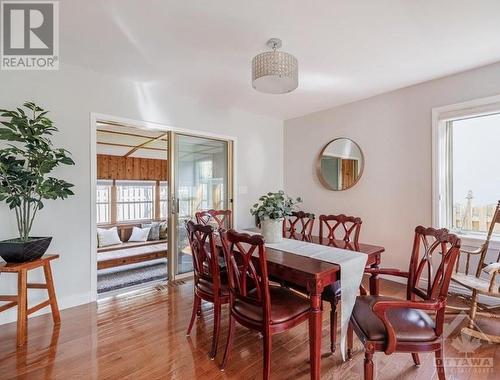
[17,269,27,346]
[369,259,380,296]
[308,291,322,380]
[43,262,61,324]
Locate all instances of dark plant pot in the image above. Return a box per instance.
[0,237,52,263]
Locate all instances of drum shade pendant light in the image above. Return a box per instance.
[252,38,298,94]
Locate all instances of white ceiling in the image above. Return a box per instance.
[62,1,500,120]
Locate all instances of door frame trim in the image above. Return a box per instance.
[90,112,237,301]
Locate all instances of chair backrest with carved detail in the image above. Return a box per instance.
[319,214,362,247]
[185,220,221,292]
[195,209,232,229]
[283,211,315,242]
[220,229,271,324]
[407,226,461,333]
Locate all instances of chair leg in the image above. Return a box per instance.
[435,346,445,380]
[359,284,368,296]
[468,290,478,329]
[263,332,272,380]
[210,301,221,360]
[412,353,420,366]
[330,300,338,353]
[221,314,235,371]
[186,294,201,336]
[364,348,374,380]
[347,322,353,360]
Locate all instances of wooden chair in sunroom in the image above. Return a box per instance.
[450,200,500,342]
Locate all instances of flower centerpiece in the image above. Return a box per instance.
[250,191,301,243]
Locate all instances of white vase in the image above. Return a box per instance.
[261,218,283,243]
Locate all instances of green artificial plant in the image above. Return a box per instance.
[250,190,302,223]
[0,102,75,241]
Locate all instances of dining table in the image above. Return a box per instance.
[222,234,385,380]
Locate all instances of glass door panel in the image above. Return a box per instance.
[174,134,230,275]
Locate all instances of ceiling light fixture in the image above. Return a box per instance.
[252,38,298,94]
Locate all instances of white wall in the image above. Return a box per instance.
[0,64,283,324]
[284,62,500,271]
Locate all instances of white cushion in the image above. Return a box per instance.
[128,226,151,242]
[97,227,122,247]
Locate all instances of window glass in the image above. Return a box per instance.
[116,180,155,221]
[96,180,112,224]
[159,181,168,219]
[450,113,500,234]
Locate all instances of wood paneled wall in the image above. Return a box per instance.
[97,154,168,181]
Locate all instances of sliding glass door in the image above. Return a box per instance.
[94,122,233,294]
[170,133,232,276]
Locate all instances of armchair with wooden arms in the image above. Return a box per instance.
[347,226,461,380]
[451,200,500,342]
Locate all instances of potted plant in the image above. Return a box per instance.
[0,102,75,262]
[250,191,302,243]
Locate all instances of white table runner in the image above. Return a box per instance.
[264,238,367,360]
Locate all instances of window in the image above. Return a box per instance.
[159,181,168,219]
[116,181,155,221]
[433,98,500,236]
[195,160,225,210]
[96,180,169,223]
[96,180,112,224]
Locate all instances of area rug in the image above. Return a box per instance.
[97,260,168,294]
[97,256,193,294]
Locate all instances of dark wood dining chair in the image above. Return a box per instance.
[319,214,362,248]
[185,220,229,360]
[219,229,311,379]
[318,214,366,353]
[195,209,232,229]
[282,211,315,241]
[347,226,461,380]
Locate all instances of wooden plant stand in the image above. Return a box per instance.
[0,254,60,346]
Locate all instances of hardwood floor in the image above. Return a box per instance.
[0,278,498,379]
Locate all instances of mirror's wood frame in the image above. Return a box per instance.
[316,137,365,191]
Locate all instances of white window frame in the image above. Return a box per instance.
[432,94,500,248]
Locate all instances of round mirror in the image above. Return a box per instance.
[317,138,364,191]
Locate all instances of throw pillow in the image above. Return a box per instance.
[97,227,122,248]
[128,226,151,242]
[142,222,160,241]
[158,221,168,239]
